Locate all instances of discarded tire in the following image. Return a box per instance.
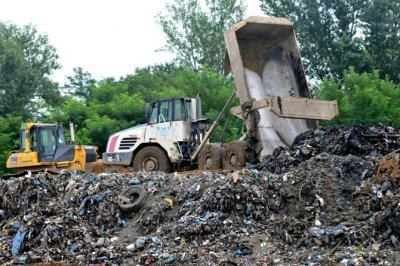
[118,185,147,213]
[224,141,247,169]
[133,146,172,173]
[198,144,225,170]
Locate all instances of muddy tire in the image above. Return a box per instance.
[133,146,172,173]
[224,141,247,170]
[198,144,225,170]
[118,185,147,213]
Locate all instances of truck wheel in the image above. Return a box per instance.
[224,141,247,170]
[118,185,147,213]
[198,144,225,170]
[133,146,172,173]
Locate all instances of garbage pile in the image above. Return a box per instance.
[0,171,128,264]
[1,124,400,265]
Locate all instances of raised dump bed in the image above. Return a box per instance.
[224,16,337,158]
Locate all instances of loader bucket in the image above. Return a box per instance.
[224,16,319,158]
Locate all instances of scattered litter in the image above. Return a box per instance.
[1,124,400,264]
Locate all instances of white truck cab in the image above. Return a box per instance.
[102,97,208,172]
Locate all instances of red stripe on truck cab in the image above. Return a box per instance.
[109,135,119,152]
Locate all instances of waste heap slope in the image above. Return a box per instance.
[1,124,400,265]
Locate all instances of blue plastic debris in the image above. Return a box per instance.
[147,181,155,187]
[235,247,253,256]
[11,228,27,257]
[91,192,110,203]
[245,203,253,215]
[12,222,20,229]
[85,175,97,184]
[34,180,41,186]
[79,209,86,216]
[187,184,201,199]
[164,255,175,264]
[129,179,141,185]
[195,211,211,224]
[151,236,160,244]
[70,243,78,253]
[308,227,325,238]
[331,224,345,237]
[120,219,128,227]
[371,195,379,203]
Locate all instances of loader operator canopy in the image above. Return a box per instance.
[21,124,66,161]
[148,98,201,124]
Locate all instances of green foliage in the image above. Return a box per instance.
[0,115,23,175]
[362,0,400,82]
[260,0,399,82]
[315,67,400,127]
[157,0,246,73]
[63,67,96,102]
[85,115,124,150]
[0,22,62,118]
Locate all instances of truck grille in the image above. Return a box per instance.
[119,137,137,150]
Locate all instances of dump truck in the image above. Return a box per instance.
[102,16,338,172]
[6,121,98,172]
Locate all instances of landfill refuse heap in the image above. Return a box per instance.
[1,124,400,265]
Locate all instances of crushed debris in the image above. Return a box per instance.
[1,124,400,265]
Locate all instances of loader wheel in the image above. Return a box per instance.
[133,146,172,173]
[118,185,147,213]
[198,144,225,170]
[224,141,247,170]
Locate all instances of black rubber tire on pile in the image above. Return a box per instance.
[133,146,172,173]
[118,185,147,213]
[224,141,247,170]
[198,144,225,170]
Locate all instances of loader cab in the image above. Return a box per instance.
[21,123,70,162]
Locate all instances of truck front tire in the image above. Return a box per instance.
[133,146,172,173]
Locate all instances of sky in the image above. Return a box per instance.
[0,0,263,84]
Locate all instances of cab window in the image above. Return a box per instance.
[174,99,186,121]
[40,129,57,156]
[185,100,193,121]
[149,104,158,124]
[159,101,173,122]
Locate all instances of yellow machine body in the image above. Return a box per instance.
[6,122,96,172]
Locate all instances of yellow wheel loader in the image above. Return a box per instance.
[6,121,97,173]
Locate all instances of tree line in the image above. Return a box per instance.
[1,0,399,174]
